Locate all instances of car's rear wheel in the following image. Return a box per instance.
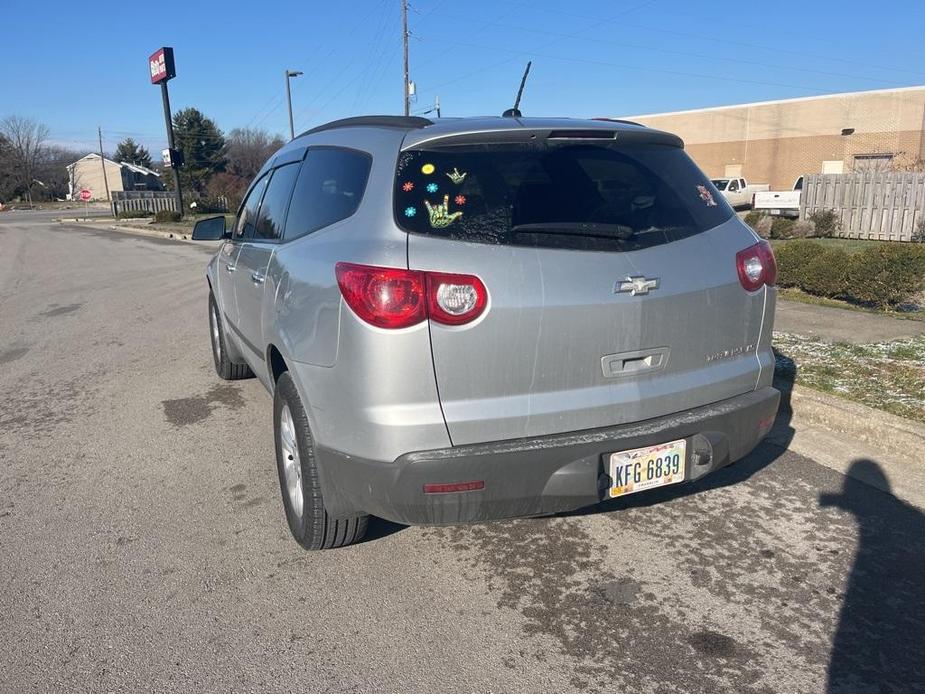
[274,372,368,550]
[209,293,252,380]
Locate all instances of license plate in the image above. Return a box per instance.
[608,439,687,498]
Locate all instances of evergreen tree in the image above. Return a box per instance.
[172,108,226,193]
[113,138,153,169]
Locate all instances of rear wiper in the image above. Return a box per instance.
[511,222,636,240]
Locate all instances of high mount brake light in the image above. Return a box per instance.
[736,240,777,292]
[335,262,488,329]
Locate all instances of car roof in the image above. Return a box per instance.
[293,115,683,149]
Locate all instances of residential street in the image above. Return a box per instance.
[1,211,923,693]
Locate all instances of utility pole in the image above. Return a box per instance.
[435,95,441,118]
[97,126,111,206]
[285,70,303,140]
[401,0,410,116]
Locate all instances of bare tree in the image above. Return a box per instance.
[40,146,92,201]
[0,116,50,207]
[225,127,285,180]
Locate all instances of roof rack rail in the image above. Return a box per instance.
[297,115,433,138]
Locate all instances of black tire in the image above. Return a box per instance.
[209,292,253,380]
[273,372,368,550]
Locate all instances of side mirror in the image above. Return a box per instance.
[191,215,228,241]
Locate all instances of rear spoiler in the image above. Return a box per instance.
[402,127,684,150]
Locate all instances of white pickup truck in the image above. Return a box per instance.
[710,177,769,208]
[752,177,804,218]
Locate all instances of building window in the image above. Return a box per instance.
[853,154,894,172]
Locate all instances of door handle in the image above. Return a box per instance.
[251,271,266,285]
[225,262,236,272]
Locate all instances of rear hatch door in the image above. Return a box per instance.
[400,130,766,445]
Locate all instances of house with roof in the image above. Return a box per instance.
[66,153,164,201]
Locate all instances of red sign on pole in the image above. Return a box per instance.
[79,189,92,202]
[149,47,176,84]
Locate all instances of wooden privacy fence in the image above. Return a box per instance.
[111,191,178,215]
[111,191,228,216]
[801,172,925,241]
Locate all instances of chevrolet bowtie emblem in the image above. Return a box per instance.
[615,276,660,296]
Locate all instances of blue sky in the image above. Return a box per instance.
[2,0,924,155]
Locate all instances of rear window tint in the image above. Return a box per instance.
[395,142,733,252]
[283,148,371,241]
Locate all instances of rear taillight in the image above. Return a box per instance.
[425,272,488,326]
[736,240,777,292]
[334,262,426,329]
[335,262,488,329]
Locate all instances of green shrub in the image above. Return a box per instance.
[770,217,796,239]
[774,240,826,287]
[116,209,152,219]
[154,209,182,223]
[190,197,227,214]
[845,244,925,308]
[743,210,765,228]
[808,209,840,238]
[800,248,850,298]
[790,220,816,238]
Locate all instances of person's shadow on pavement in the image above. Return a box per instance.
[820,459,925,692]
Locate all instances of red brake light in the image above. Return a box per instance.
[335,262,426,328]
[736,240,777,292]
[335,263,489,329]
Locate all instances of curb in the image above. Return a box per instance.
[770,382,925,509]
[57,218,193,242]
[788,384,925,454]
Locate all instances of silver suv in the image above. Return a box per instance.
[193,115,780,550]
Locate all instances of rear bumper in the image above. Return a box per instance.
[315,387,780,525]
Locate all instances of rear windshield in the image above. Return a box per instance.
[395,142,733,252]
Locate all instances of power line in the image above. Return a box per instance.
[517,4,925,79]
[431,12,911,89]
[351,4,396,111]
[425,37,847,97]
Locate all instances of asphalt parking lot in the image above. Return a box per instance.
[2,211,923,693]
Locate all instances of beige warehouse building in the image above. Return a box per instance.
[619,86,925,190]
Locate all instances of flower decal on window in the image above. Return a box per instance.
[404,206,417,217]
[402,181,414,192]
[454,194,466,206]
[426,182,439,194]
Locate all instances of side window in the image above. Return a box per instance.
[254,163,299,241]
[234,174,269,239]
[728,179,740,192]
[283,148,372,241]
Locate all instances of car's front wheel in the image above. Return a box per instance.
[209,293,253,380]
[274,372,368,550]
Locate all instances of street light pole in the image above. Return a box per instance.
[285,70,303,140]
